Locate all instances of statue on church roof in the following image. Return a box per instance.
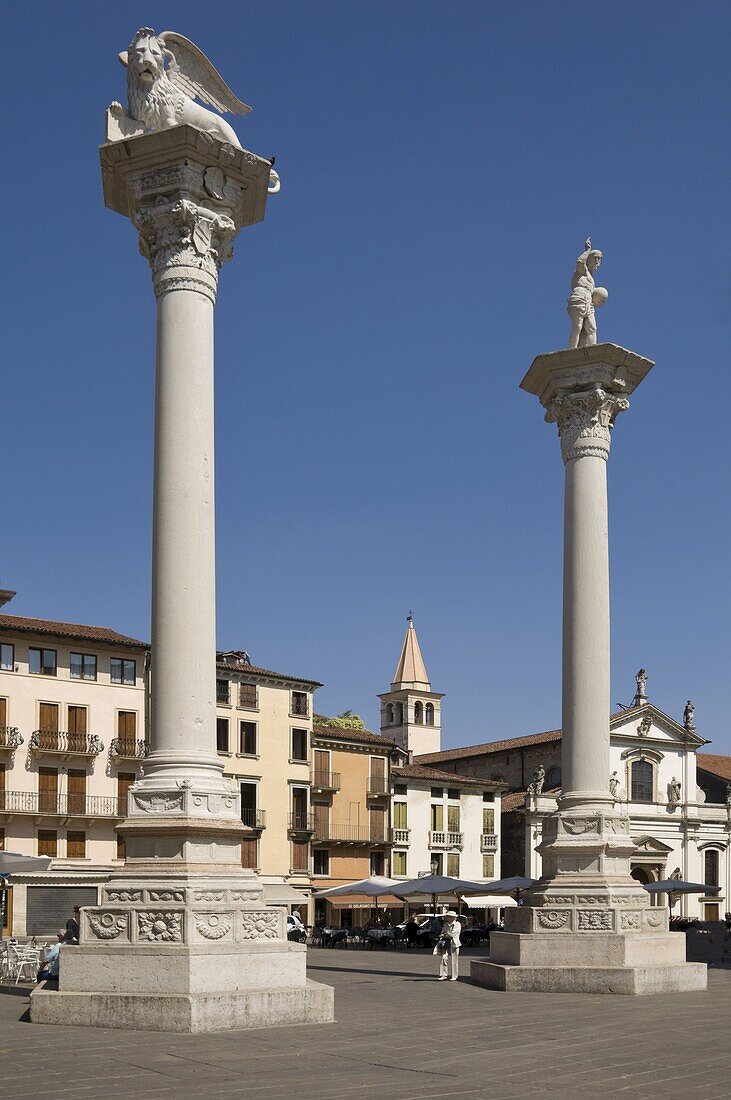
[528,764,545,797]
[567,239,608,349]
[683,699,696,732]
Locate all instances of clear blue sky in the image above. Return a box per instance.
[4,3,730,752]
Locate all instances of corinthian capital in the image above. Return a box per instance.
[546,386,629,462]
[134,199,236,303]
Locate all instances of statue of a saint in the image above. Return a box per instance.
[567,239,608,348]
[725,782,731,808]
[609,771,619,799]
[668,777,682,804]
[683,700,695,731]
[635,668,647,699]
[528,764,545,797]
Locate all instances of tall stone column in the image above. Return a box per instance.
[30,126,334,1032]
[471,344,706,995]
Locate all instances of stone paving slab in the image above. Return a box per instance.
[1,947,729,1099]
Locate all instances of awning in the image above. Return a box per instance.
[463,895,518,908]
[263,884,310,905]
[323,893,404,907]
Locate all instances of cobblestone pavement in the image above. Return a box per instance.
[1,948,729,1100]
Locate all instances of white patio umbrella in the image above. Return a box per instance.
[480,875,538,901]
[0,852,53,874]
[312,876,402,921]
[643,879,720,894]
[389,875,495,918]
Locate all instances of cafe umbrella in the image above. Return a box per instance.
[389,874,497,919]
[0,852,53,938]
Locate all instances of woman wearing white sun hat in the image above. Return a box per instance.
[435,911,461,981]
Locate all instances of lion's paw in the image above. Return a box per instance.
[109,101,125,117]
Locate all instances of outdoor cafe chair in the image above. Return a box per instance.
[9,944,40,984]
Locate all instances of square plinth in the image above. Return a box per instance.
[470,959,707,996]
[31,979,334,1033]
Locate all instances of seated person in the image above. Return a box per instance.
[36,930,66,982]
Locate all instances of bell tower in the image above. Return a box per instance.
[378,616,443,755]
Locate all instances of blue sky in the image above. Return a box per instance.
[4,3,730,752]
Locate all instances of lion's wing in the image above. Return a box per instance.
[159,32,252,116]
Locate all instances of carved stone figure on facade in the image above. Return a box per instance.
[528,764,545,797]
[609,771,620,800]
[726,782,731,807]
[637,715,652,738]
[668,777,682,804]
[634,668,648,706]
[107,28,280,193]
[566,239,608,348]
[683,700,695,731]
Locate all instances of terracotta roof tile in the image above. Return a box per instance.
[392,763,504,789]
[313,724,401,749]
[0,614,147,650]
[216,658,322,687]
[501,787,561,813]
[697,753,731,782]
[416,728,563,764]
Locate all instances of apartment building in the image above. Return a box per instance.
[0,595,148,936]
[215,650,320,909]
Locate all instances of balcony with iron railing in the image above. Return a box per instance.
[392,827,410,845]
[311,771,341,792]
[480,833,498,851]
[240,808,266,831]
[0,726,23,753]
[0,790,124,818]
[29,731,104,757]
[366,776,390,798]
[288,812,316,833]
[312,823,392,845]
[110,738,148,761]
[429,830,464,849]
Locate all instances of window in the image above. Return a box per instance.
[313,849,329,875]
[67,706,87,748]
[238,682,257,709]
[38,830,57,857]
[546,766,562,787]
[447,789,460,801]
[240,782,258,828]
[395,703,403,725]
[386,703,394,724]
[67,769,86,814]
[239,721,257,756]
[242,837,258,870]
[393,785,407,795]
[216,678,231,705]
[393,802,408,829]
[370,851,385,876]
[430,787,443,799]
[482,791,494,802]
[291,728,308,762]
[483,807,495,833]
[447,853,460,877]
[447,805,461,832]
[414,701,423,724]
[392,850,407,876]
[67,831,86,859]
[110,658,136,685]
[116,772,135,857]
[0,644,14,671]
[292,839,309,872]
[29,648,57,676]
[705,849,720,888]
[482,853,495,878]
[425,703,434,725]
[117,711,136,742]
[431,804,443,831]
[430,853,443,875]
[70,653,97,680]
[630,759,654,802]
[291,690,309,717]
[216,717,229,754]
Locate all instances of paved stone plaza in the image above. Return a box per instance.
[2,949,730,1099]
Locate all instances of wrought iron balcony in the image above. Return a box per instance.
[0,790,124,817]
[241,808,266,831]
[311,771,341,792]
[29,730,104,756]
[392,827,410,845]
[366,776,390,797]
[0,726,23,752]
[429,830,464,849]
[312,824,392,845]
[289,812,316,833]
[480,833,498,851]
[110,738,148,761]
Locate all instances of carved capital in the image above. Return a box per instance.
[546,386,629,463]
[134,198,236,303]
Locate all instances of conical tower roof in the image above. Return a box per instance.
[392,615,431,690]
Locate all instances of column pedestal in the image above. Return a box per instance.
[31,126,333,1032]
[471,345,706,995]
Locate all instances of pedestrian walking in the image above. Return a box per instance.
[435,910,461,981]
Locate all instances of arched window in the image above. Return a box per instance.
[425,703,434,725]
[630,759,653,802]
[414,701,423,724]
[395,703,403,725]
[386,703,394,725]
[545,766,562,788]
[705,849,720,888]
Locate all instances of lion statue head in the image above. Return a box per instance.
[122,28,181,128]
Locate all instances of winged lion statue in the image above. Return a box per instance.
[108,28,280,192]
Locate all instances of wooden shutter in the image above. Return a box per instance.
[431,804,443,832]
[0,763,5,812]
[0,698,6,726]
[241,837,258,869]
[67,831,86,859]
[39,703,59,731]
[38,830,57,857]
[292,839,309,871]
[314,750,329,785]
[39,767,58,814]
[116,772,135,859]
[394,802,407,830]
[313,802,329,839]
[369,805,386,841]
[447,805,461,832]
[482,807,495,833]
[67,769,87,815]
[118,711,136,738]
